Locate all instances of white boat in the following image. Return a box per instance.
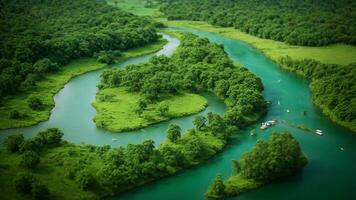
[315,130,323,136]
[340,147,344,151]
[277,101,280,105]
[112,138,118,141]
[260,120,277,130]
[286,109,290,113]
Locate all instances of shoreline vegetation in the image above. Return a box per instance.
[0,31,267,200]
[205,132,307,199]
[0,39,167,131]
[157,20,356,132]
[93,88,208,132]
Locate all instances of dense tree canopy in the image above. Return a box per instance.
[99,33,267,130]
[0,0,159,99]
[279,57,356,131]
[159,0,356,46]
[239,132,307,182]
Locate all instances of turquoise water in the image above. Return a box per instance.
[1,29,356,200]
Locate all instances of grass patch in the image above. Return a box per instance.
[0,39,167,130]
[224,175,261,197]
[159,19,356,65]
[93,88,208,132]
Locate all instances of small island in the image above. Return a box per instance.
[206,131,308,198]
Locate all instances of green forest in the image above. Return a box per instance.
[1,0,355,199]
[159,0,356,46]
[279,57,356,131]
[99,33,267,131]
[206,131,307,198]
[0,0,159,100]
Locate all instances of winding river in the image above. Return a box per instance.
[1,29,356,199]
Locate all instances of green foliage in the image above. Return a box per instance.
[3,133,24,153]
[27,96,43,111]
[240,132,307,182]
[0,0,159,99]
[20,151,40,169]
[205,174,226,198]
[13,173,36,196]
[206,131,307,198]
[76,169,96,190]
[279,57,356,131]
[99,33,267,130]
[193,115,207,131]
[167,124,181,142]
[157,102,169,116]
[159,0,356,46]
[36,128,64,147]
[9,110,26,119]
[31,182,50,200]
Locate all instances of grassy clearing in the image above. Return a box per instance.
[107,0,161,16]
[93,88,208,132]
[159,19,356,65]
[223,175,261,197]
[0,39,167,130]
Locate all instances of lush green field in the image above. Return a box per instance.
[0,39,167,130]
[107,0,160,16]
[0,144,99,200]
[93,88,208,132]
[159,19,356,66]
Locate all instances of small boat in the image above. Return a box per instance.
[315,130,323,136]
[277,101,280,105]
[260,120,277,130]
[112,138,118,141]
[340,147,344,151]
[286,109,290,113]
[277,79,281,83]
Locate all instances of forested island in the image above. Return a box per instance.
[206,132,307,198]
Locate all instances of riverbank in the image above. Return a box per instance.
[157,20,356,132]
[159,19,356,65]
[93,88,208,132]
[0,39,167,130]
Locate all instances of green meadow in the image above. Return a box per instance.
[93,87,208,132]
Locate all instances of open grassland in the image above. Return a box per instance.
[107,0,160,16]
[93,88,208,132]
[0,39,167,130]
[159,19,356,65]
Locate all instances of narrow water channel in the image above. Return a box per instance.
[1,29,355,200]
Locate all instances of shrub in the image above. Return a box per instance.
[20,151,40,169]
[3,134,24,153]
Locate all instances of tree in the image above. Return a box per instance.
[31,182,50,200]
[20,151,40,169]
[240,132,308,182]
[33,58,59,74]
[193,115,206,130]
[157,103,169,116]
[9,110,26,119]
[3,134,24,153]
[135,99,147,115]
[232,159,240,174]
[36,128,64,147]
[13,172,36,195]
[205,174,225,197]
[28,96,43,111]
[76,169,96,190]
[167,124,181,142]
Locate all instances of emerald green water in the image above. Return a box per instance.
[1,29,356,199]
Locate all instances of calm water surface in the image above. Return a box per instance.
[1,29,355,200]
